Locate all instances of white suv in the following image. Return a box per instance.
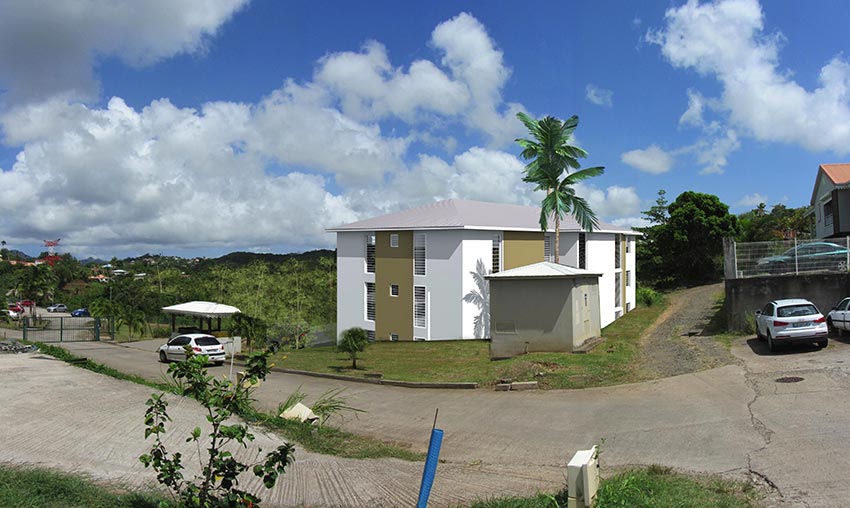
[755,299,828,352]
[158,333,226,365]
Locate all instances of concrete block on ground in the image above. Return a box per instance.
[495,383,511,391]
[510,381,538,391]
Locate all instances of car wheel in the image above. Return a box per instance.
[159,351,168,363]
[828,318,835,333]
[215,361,225,366]
[818,338,829,348]
[767,331,777,353]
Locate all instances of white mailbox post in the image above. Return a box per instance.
[567,445,600,508]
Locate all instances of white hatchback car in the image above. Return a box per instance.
[755,298,828,352]
[158,333,226,365]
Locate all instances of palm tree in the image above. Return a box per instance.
[515,112,605,264]
[462,259,490,339]
[12,265,58,314]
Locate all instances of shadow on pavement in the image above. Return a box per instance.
[744,337,825,356]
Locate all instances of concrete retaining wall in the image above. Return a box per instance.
[725,273,850,330]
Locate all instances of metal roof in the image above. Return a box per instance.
[327,199,639,234]
[485,261,602,279]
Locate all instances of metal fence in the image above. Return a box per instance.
[726,237,850,279]
[22,316,114,343]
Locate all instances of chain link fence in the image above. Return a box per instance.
[725,237,850,279]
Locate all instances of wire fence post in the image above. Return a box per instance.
[794,237,799,275]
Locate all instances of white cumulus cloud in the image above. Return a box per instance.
[585,84,613,107]
[0,0,248,104]
[737,193,768,208]
[649,0,850,156]
[621,145,674,174]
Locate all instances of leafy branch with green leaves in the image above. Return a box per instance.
[140,350,295,508]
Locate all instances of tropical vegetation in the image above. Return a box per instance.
[637,190,739,288]
[0,250,337,345]
[515,112,604,263]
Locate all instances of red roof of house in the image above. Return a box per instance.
[820,163,850,185]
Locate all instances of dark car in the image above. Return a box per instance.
[756,241,850,273]
[71,308,90,317]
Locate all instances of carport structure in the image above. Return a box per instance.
[161,301,241,334]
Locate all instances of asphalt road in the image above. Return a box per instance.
[6,334,850,507]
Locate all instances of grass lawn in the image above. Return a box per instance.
[0,463,760,508]
[0,465,163,508]
[471,465,760,508]
[275,300,668,390]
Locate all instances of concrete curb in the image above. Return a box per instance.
[271,367,479,389]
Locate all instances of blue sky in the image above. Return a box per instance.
[1,0,849,259]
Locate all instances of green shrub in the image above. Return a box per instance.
[636,286,664,307]
[150,324,171,338]
[338,327,369,369]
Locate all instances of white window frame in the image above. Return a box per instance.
[389,333,399,341]
[414,232,426,276]
[365,234,375,273]
[365,282,375,321]
[492,234,502,273]
[390,284,399,297]
[390,233,399,248]
[414,285,426,328]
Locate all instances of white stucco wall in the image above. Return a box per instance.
[414,230,465,340]
[461,230,501,339]
[336,232,375,340]
[584,233,617,328]
[625,235,637,312]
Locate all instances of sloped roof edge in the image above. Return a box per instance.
[485,261,603,279]
[327,199,641,235]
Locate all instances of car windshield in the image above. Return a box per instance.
[777,304,818,318]
[195,337,220,346]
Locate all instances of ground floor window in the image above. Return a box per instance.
[414,286,426,328]
[365,282,375,321]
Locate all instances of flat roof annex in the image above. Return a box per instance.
[327,199,640,235]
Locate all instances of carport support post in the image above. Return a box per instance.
[59,317,64,342]
[94,318,100,341]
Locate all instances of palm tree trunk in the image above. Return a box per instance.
[554,213,560,264]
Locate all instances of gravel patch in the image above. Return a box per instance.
[637,283,736,379]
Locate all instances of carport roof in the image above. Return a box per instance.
[161,301,241,318]
[485,261,602,279]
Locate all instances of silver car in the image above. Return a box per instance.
[755,298,828,352]
[158,333,226,365]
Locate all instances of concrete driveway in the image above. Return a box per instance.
[7,335,850,507]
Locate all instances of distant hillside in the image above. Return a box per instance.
[198,249,335,269]
[79,257,108,266]
[2,249,33,261]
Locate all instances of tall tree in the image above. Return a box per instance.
[659,191,739,285]
[515,112,604,263]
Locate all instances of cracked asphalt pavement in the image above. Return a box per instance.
[731,336,850,508]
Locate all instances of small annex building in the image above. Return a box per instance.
[487,262,602,359]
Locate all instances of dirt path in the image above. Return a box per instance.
[637,282,736,379]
